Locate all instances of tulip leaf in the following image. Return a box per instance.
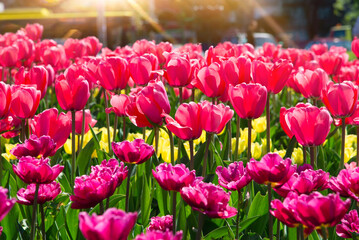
[89,194,126,214]
[287,227,297,240]
[1,204,20,240]
[77,131,103,175]
[65,206,79,240]
[57,172,72,194]
[308,230,320,240]
[155,181,170,216]
[177,199,188,239]
[145,128,155,145]
[140,173,152,226]
[89,126,104,162]
[283,136,297,159]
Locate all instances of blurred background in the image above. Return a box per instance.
[0,0,357,50]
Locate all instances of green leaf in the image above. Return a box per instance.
[90,194,126,214]
[89,126,104,162]
[57,172,72,194]
[284,136,297,159]
[77,131,102,175]
[247,192,269,218]
[1,204,20,240]
[140,173,152,226]
[65,207,79,240]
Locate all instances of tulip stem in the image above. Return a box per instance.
[40,204,46,240]
[202,133,212,178]
[310,147,316,168]
[191,89,195,102]
[106,196,110,209]
[266,94,271,153]
[30,183,40,240]
[179,87,183,104]
[80,108,86,152]
[104,90,112,155]
[172,191,177,234]
[20,119,26,142]
[71,110,76,184]
[189,140,194,170]
[113,115,118,143]
[196,213,204,240]
[168,130,175,165]
[155,127,159,154]
[267,183,273,240]
[234,116,240,162]
[122,117,126,141]
[276,218,280,240]
[125,164,133,212]
[357,126,359,165]
[0,135,2,184]
[99,201,104,215]
[321,226,328,240]
[178,139,182,162]
[142,127,146,141]
[340,119,346,169]
[303,147,307,164]
[227,121,232,161]
[236,190,243,240]
[248,119,252,161]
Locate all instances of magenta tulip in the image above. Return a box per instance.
[0,45,19,67]
[194,63,226,98]
[336,210,359,238]
[17,181,61,205]
[164,53,191,87]
[216,161,252,191]
[112,139,154,164]
[0,187,16,222]
[294,68,329,99]
[11,134,56,158]
[148,215,173,232]
[135,231,183,240]
[270,192,301,228]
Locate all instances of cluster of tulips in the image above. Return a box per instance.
[2,22,359,240]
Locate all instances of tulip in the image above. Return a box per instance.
[112,139,154,164]
[66,110,97,135]
[0,45,19,68]
[106,94,131,117]
[125,99,153,128]
[0,187,16,222]
[10,85,41,119]
[216,161,252,192]
[135,231,183,240]
[294,68,329,99]
[129,55,159,86]
[270,192,301,228]
[148,215,173,232]
[352,38,359,59]
[14,66,48,99]
[336,210,359,238]
[97,57,129,91]
[17,181,61,205]
[0,82,11,119]
[30,108,72,151]
[15,38,35,62]
[164,54,192,87]
[194,63,226,98]
[13,156,63,184]
[318,52,343,75]
[22,23,43,42]
[40,45,67,71]
[82,36,102,56]
[64,38,91,60]
[310,43,328,55]
[10,134,56,158]
[79,208,137,240]
[200,101,233,134]
[55,74,90,111]
[328,165,359,201]
[220,56,251,86]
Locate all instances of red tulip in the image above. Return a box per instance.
[0,45,19,68]
[194,63,226,98]
[321,81,358,118]
[220,56,252,86]
[216,161,252,191]
[310,43,328,55]
[12,156,64,184]
[318,52,343,75]
[293,68,329,99]
[22,23,43,42]
[55,74,90,111]
[0,82,11,119]
[10,85,41,119]
[200,101,233,134]
[252,59,293,94]
[40,45,67,71]
[164,53,191,87]
[17,181,61,205]
[79,208,137,240]
[11,135,56,158]
[280,103,332,146]
[336,210,359,238]
[112,139,154,164]
[64,38,91,60]
[164,102,202,141]
[15,66,48,98]
[228,83,267,119]
[0,187,16,222]
[97,57,130,91]
[125,99,153,128]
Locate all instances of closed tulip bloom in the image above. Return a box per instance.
[11,135,56,158]
[125,99,153,128]
[129,55,158,86]
[318,52,343,75]
[30,108,71,151]
[0,82,11,119]
[106,94,131,117]
[13,156,64,184]
[336,210,359,238]
[135,231,183,240]
[270,192,301,228]
[194,63,226,98]
[220,56,251,86]
[15,38,35,62]
[294,68,329,99]
[274,169,329,197]
[136,80,171,125]
[66,110,97,135]
[15,66,48,99]
[112,139,154,164]
[322,81,358,118]
[97,57,129,90]
[10,85,41,119]
[147,215,173,232]
[180,181,237,218]
[280,103,333,146]
[55,74,90,111]
[0,45,19,67]
[0,187,16,222]
[200,101,234,134]
[79,208,137,240]
[64,38,91,60]
[216,161,252,191]
[164,102,202,141]
[82,36,102,56]
[296,192,350,229]
[22,23,43,42]
[164,54,191,87]
[228,83,267,119]
[252,59,293,94]
[17,181,61,205]
[247,153,296,188]
[153,163,196,192]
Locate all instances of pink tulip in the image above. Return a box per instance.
[15,38,35,62]
[280,103,333,146]
[105,94,131,117]
[228,83,267,119]
[153,163,196,192]
[336,210,359,238]
[247,153,296,187]
[11,134,56,158]
[13,156,64,184]
[17,181,61,205]
[0,45,19,67]
[294,68,329,99]
[66,110,97,135]
[180,181,237,218]
[22,23,43,42]
[270,192,301,228]
[0,187,16,222]
[173,87,192,100]
[82,36,102,56]
[200,101,234,134]
[194,63,226,98]
[15,66,48,98]
[97,57,129,90]
[328,164,359,201]
[318,52,343,75]
[164,54,191,87]
[10,85,41,119]
[0,82,11,119]
[135,231,183,240]
[79,208,137,240]
[352,38,359,59]
[147,215,173,232]
[216,161,252,191]
[164,102,202,141]
[125,98,153,128]
[321,81,358,118]
[252,59,293,94]
[112,139,154,164]
[310,43,328,55]
[220,56,251,86]
[55,74,90,111]
[30,108,71,151]
[129,55,159,86]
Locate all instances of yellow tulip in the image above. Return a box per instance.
[345,135,357,149]
[274,149,286,158]
[231,137,247,156]
[251,142,262,159]
[1,143,17,161]
[252,117,266,133]
[291,148,303,165]
[194,131,206,145]
[345,147,356,163]
[240,128,257,144]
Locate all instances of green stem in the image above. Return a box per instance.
[71,111,76,184]
[125,164,133,212]
[266,94,271,153]
[30,184,40,240]
[234,116,240,162]
[177,139,182,162]
[80,108,86,151]
[276,217,280,240]
[113,115,118,143]
[172,191,177,234]
[340,119,346,169]
[196,213,204,240]
[191,88,195,102]
[155,127,159,154]
[248,119,252,161]
[122,117,127,141]
[321,226,328,240]
[310,146,316,169]
[0,135,2,184]
[179,87,183,105]
[235,190,243,239]
[202,133,212,178]
[104,90,112,155]
[168,130,175,165]
[303,147,307,165]
[106,196,110,209]
[21,119,26,142]
[268,183,273,240]
[227,120,232,161]
[40,204,46,240]
[189,140,194,170]
[99,201,104,214]
[142,127,146,141]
